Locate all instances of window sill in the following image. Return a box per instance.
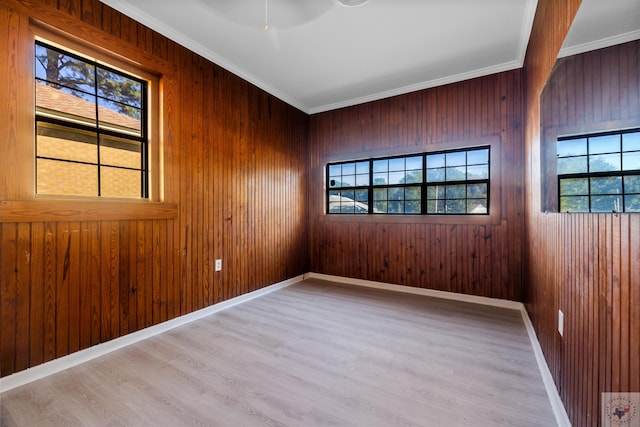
[322,212,497,225]
[0,199,178,223]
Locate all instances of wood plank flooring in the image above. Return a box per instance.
[1,279,557,426]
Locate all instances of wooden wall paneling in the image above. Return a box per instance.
[135,220,146,330]
[43,221,57,362]
[29,222,45,367]
[631,215,640,394]
[14,223,30,372]
[0,223,17,374]
[125,220,137,334]
[201,60,213,306]
[99,221,118,342]
[143,220,153,327]
[67,221,80,356]
[88,221,101,347]
[191,54,204,312]
[0,4,32,201]
[150,219,159,323]
[118,221,131,335]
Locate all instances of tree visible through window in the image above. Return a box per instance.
[35,41,148,198]
[327,147,490,215]
[557,130,640,213]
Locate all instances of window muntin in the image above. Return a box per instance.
[327,147,490,215]
[35,41,148,198]
[557,129,640,213]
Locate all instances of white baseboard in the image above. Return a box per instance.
[520,306,572,427]
[305,272,571,427]
[0,274,304,393]
[304,272,523,309]
[1,271,571,427]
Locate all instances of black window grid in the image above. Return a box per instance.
[326,146,490,215]
[35,41,149,198]
[557,129,640,213]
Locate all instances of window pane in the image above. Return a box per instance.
[388,201,404,213]
[340,175,356,187]
[328,164,341,177]
[373,159,388,173]
[37,122,97,163]
[589,134,620,154]
[100,166,141,198]
[374,201,388,212]
[36,82,97,126]
[355,174,369,186]
[98,97,142,136]
[591,195,622,213]
[445,151,466,166]
[625,195,640,212]
[356,161,369,174]
[622,151,640,171]
[405,201,421,214]
[341,163,355,175]
[373,188,387,201]
[373,173,387,185]
[467,183,487,198]
[445,184,465,199]
[427,199,445,214]
[445,199,465,214]
[37,159,98,196]
[388,187,404,201]
[388,171,405,185]
[624,175,640,193]
[557,139,587,157]
[405,156,422,170]
[590,176,622,195]
[388,158,404,171]
[427,186,445,199]
[467,200,487,214]
[560,178,588,196]
[405,186,421,200]
[623,132,640,152]
[97,68,143,107]
[35,44,95,93]
[467,149,488,165]
[355,189,368,203]
[100,135,141,169]
[426,168,445,182]
[445,166,466,181]
[557,156,587,174]
[467,165,488,180]
[560,196,589,212]
[426,154,445,168]
[589,154,620,172]
[404,170,422,183]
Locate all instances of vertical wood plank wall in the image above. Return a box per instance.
[529,39,640,426]
[0,0,309,377]
[308,71,525,301]
[524,0,639,425]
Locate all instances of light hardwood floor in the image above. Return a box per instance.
[1,279,557,426]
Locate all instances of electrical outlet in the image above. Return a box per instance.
[558,310,564,337]
[215,259,222,271]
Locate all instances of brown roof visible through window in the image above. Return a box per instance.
[36,81,141,131]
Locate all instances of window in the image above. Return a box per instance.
[35,40,148,198]
[557,129,640,213]
[327,147,490,215]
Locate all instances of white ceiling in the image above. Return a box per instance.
[99,0,639,114]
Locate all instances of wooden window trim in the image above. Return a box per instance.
[0,15,177,221]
